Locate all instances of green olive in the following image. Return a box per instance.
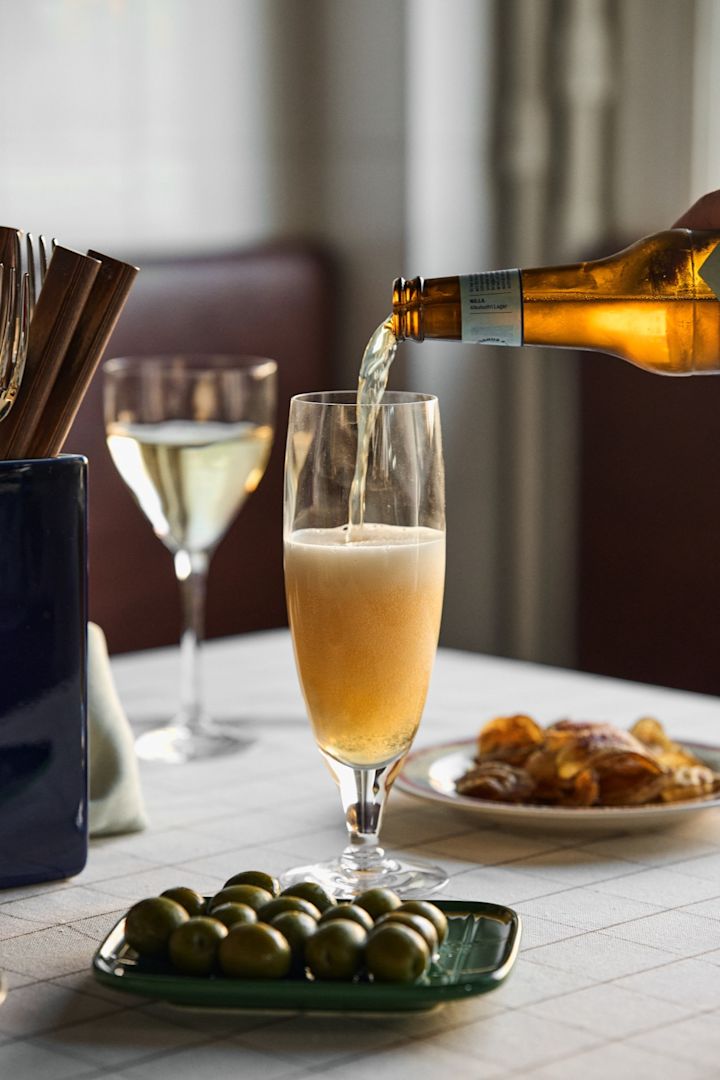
[319,904,374,932]
[223,870,280,897]
[124,896,189,957]
[354,887,402,919]
[376,911,439,955]
[365,923,430,983]
[304,920,366,981]
[160,887,206,918]
[257,896,321,922]
[270,910,317,968]
[168,916,227,976]
[280,881,336,913]
[218,922,291,979]
[207,884,273,913]
[398,900,449,945]
[210,902,257,929]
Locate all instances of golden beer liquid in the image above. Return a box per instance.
[284,524,445,769]
[392,229,720,374]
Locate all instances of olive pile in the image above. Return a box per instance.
[123,870,448,984]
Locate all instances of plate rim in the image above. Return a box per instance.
[397,737,720,820]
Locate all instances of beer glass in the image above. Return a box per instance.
[283,390,446,895]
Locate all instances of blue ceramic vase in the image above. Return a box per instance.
[0,456,88,888]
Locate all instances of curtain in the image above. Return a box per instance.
[492,0,618,666]
[404,0,619,665]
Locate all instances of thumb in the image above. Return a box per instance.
[673,190,720,228]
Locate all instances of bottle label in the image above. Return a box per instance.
[460,270,522,346]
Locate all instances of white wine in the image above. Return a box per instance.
[107,419,273,553]
[285,523,445,768]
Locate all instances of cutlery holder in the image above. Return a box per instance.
[0,455,88,888]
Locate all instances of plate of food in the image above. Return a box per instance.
[397,716,720,831]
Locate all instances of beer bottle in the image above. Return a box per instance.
[391,229,720,374]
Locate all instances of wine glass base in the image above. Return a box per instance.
[134,722,253,764]
[280,853,448,899]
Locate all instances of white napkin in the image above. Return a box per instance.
[88,622,148,837]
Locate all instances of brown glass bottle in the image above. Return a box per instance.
[392,229,720,374]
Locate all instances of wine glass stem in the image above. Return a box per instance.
[331,756,400,872]
[174,549,209,732]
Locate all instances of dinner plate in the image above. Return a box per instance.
[397,738,720,832]
[93,900,520,1013]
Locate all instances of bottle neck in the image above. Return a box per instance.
[392,276,463,342]
[393,271,524,346]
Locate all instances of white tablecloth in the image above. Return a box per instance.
[1,629,719,1079]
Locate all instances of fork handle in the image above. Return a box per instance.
[0,248,100,461]
[26,251,138,459]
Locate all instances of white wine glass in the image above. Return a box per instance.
[283,390,447,896]
[104,353,277,764]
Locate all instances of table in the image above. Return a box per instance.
[2,629,720,1079]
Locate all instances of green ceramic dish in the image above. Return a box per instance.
[92,900,521,1013]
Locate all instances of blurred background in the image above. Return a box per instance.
[3,0,720,695]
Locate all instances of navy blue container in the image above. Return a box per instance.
[0,456,88,888]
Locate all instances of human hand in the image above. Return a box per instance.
[673,191,720,228]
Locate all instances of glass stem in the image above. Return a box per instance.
[328,755,402,873]
[174,549,209,732]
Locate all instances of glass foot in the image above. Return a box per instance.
[134,721,253,764]
[280,853,448,899]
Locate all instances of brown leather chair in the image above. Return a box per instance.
[65,241,335,654]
